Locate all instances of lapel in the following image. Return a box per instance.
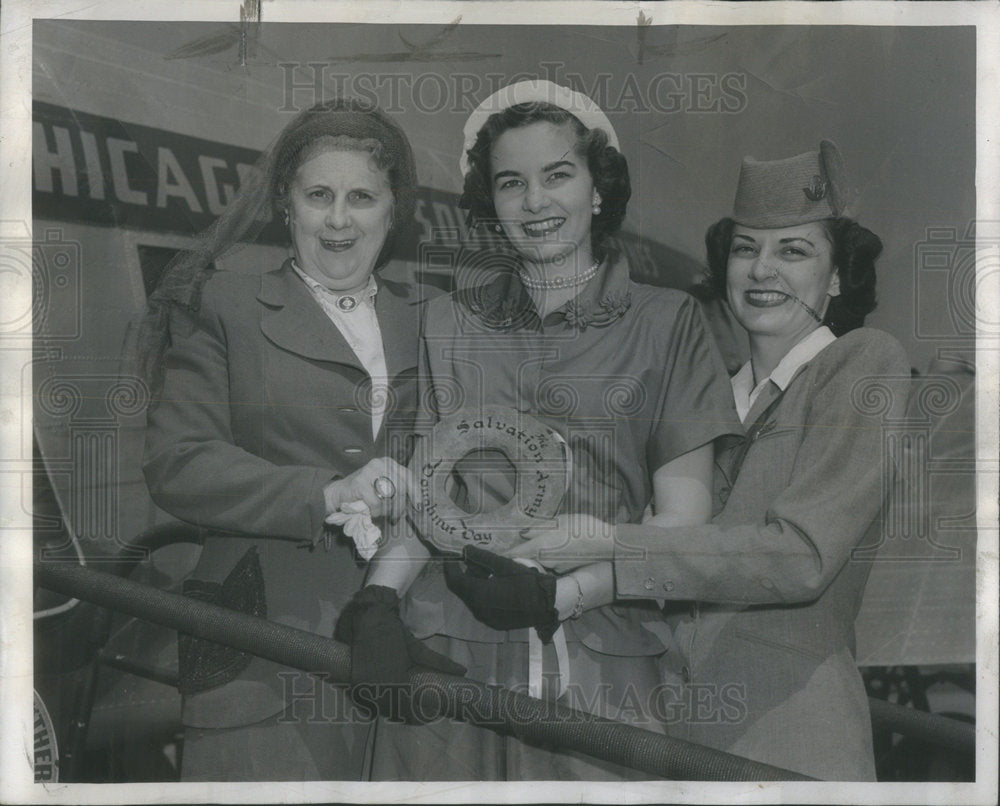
[257,259,422,382]
[724,361,812,483]
[743,379,783,427]
[718,388,784,492]
[374,272,421,382]
[257,261,364,369]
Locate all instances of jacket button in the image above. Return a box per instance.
[682,666,692,684]
[643,577,655,590]
[662,580,674,592]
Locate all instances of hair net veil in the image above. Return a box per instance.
[124,98,416,401]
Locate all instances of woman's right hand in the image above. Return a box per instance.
[335,584,467,721]
[323,457,421,522]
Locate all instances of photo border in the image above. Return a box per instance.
[2,2,997,804]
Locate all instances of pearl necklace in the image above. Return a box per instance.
[518,260,601,291]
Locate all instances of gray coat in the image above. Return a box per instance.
[615,328,910,780]
[144,259,425,731]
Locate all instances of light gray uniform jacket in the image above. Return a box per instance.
[615,327,910,780]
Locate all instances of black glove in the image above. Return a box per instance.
[335,585,467,722]
[444,546,560,643]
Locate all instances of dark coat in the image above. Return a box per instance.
[144,259,426,729]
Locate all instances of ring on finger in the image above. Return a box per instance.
[373,476,397,500]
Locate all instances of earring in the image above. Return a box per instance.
[493,223,503,233]
[592,202,602,215]
[592,192,602,216]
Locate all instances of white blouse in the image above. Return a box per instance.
[291,262,389,439]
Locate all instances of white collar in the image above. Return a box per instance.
[291,261,378,307]
[767,326,837,391]
[731,326,836,423]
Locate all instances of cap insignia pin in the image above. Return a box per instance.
[803,175,828,201]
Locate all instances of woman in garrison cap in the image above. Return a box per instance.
[499,140,911,780]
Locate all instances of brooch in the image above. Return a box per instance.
[563,292,632,330]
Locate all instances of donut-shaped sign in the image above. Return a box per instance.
[410,406,570,553]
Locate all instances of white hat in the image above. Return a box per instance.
[459,79,620,176]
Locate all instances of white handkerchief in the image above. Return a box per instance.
[325,500,381,561]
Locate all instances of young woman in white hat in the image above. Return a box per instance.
[337,81,741,780]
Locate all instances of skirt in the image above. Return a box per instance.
[368,632,666,781]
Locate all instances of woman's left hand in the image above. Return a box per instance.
[505,514,616,573]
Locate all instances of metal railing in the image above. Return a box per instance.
[36,556,975,781]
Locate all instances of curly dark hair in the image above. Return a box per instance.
[702,217,881,336]
[459,102,630,254]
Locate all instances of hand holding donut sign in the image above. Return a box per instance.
[409,407,571,554]
[323,408,568,559]
[323,457,421,524]
[443,546,561,641]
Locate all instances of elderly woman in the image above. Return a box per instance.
[139,99,461,781]
[337,81,741,780]
[501,141,911,780]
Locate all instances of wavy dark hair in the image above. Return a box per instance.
[702,217,881,336]
[459,102,630,254]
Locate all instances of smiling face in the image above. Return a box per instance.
[726,222,841,346]
[286,146,394,292]
[490,121,597,269]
